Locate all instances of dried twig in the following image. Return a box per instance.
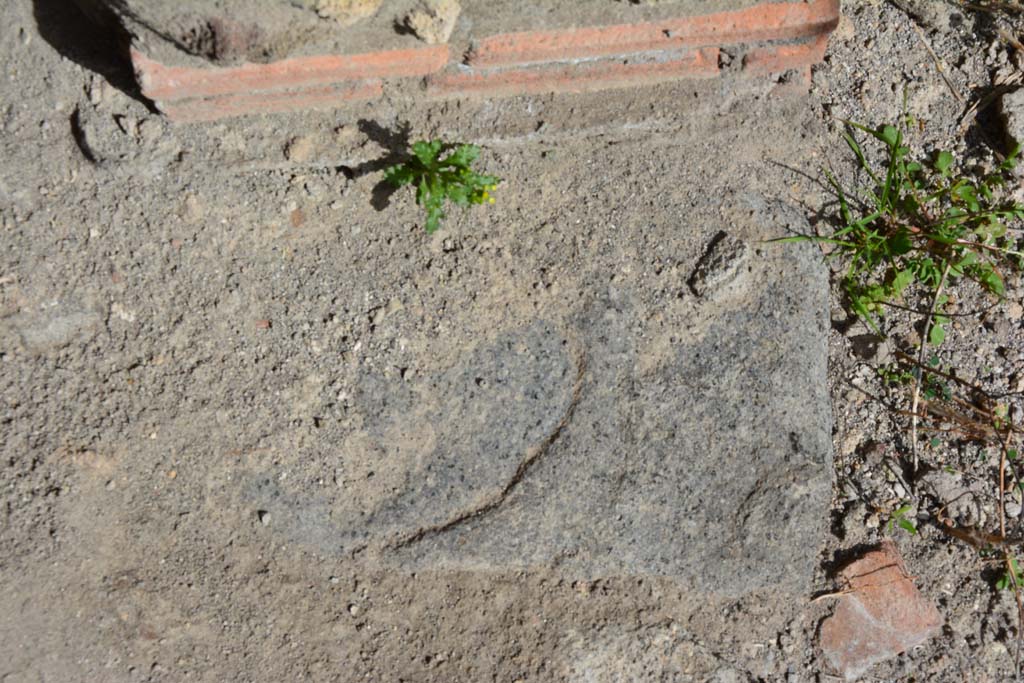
[911,22,966,104]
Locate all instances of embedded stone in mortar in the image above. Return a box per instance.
[403,0,461,45]
[688,230,749,297]
[290,0,383,24]
[1001,89,1024,152]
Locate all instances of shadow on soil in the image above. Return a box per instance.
[818,541,880,583]
[351,120,413,211]
[32,0,150,108]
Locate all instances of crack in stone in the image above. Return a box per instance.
[384,346,587,552]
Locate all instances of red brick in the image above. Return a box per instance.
[160,80,383,123]
[427,48,719,99]
[741,33,830,74]
[819,541,943,680]
[468,0,839,68]
[132,46,448,101]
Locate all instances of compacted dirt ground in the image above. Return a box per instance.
[5,1,1024,681]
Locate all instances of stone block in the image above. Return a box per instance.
[240,236,833,597]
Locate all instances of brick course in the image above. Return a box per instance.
[467,0,838,67]
[130,0,841,122]
[426,48,720,99]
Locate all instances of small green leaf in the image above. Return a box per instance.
[444,144,480,168]
[935,150,954,174]
[879,125,900,147]
[1001,558,1024,591]
[976,266,1005,296]
[953,184,981,212]
[891,269,914,294]
[385,164,413,187]
[412,140,441,166]
[1002,144,1022,170]
[898,518,918,535]
[888,504,917,536]
[929,322,946,347]
[958,251,979,269]
[424,205,444,233]
[446,184,469,206]
[888,230,913,255]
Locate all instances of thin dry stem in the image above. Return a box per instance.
[911,22,965,104]
[912,263,952,478]
[996,406,1024,675]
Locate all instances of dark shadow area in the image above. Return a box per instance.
[350,119,413,211]
[32,0,152,108]
[391,18,415,39]
[946,6,1020,157]
[848,332,887,360]
[968,89,1016,156]
[69,107,98,164]
[828,504,848,542]
[818,541,881,583]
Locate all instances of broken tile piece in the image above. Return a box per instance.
[819,540,943,681]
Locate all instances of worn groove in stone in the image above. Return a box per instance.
[387,348,589,551]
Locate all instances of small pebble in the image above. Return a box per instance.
[348,603,360,616]
[257,510,270,526]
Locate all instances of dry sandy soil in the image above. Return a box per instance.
[4,0,1024,681]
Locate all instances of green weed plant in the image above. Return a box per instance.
[888,502,919,536]
[780,118,1024,346]
[384,140,500,233]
